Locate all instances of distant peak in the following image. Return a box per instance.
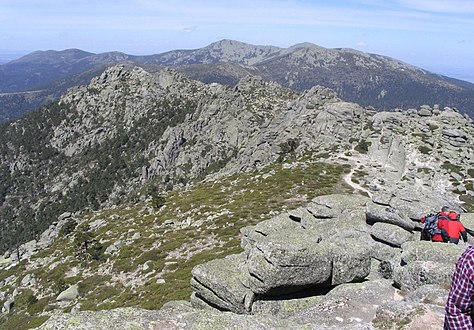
[208,39,249,47]
[288,42,326,50]
[9,48,94,64]
[206,39,281,51]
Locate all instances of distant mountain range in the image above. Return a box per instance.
[1,39,474,123]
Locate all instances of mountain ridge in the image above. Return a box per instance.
[1,39,474,123]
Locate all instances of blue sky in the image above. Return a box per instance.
[1,0,473,81]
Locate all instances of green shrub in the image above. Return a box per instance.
[51,277,68,295]
[59,219,78,237]
[27,297,51,315]
[468,168,474,177]
[355,140,371,154]
[418,145,432,155]
[0,313,49,330]
[442,161,462,174]
[88,243,106,261]
[148,184,166,209]
[14,289,37,309]
[74,223,93,250]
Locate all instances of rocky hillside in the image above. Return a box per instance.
[0,64,473,329]
[2,64,474,253]
[1,40,474,123]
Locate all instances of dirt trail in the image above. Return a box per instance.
[343,166,373,198]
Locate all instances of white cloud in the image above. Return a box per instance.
[396,0,474,13]
[182,26,198,33]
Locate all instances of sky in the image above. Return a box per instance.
[1,0,473,82]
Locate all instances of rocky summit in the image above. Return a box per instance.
[0,64,473,329]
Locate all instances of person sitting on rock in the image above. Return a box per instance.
[421,206,448,241]
[445,211,468,244]
[426,206,450,243]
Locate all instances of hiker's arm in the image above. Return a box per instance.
[440,228,449,242]
[460,223,468,243]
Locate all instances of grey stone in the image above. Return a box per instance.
[374,301,433,328]
[287,280,395,328]
[378,260,397,279]
[37,301,311,330]
[456,183,467,193]
[370,222,415,247]
[240,214,303,256]
[246,229,333,295]
[418,108,432,117]
[105,244,118,255]
[131,232,141,240]
[58,212,72,221]
[89,219,107,230]
[403,284,449,306]
[460,213,474,230]
[443,128,467,140]
[71,303,81,314]
[400,241,466,265]
[393,260,454,291]
[369,240,401,263]
[371,192,393,206]
[191,253,254,314]
[105,240,124,255]
[386,192,457,222]
[2,299,13,314]
[451,172,463,182]
[0,256,11,266]
[329,239,371,285]
[56,284,79,301]
[21,273,36,287]
[305,194,370,221]
[366,203,415,231]
[252,294,324,318]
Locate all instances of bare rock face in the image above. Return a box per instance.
[370,222,415,247]
[190,254,254,314]
[245,232,333,295]
[400,241,466,265]
[391,240,466,291]
[366,203,416,231]
[393,261,454,291]
[330,239,372,285]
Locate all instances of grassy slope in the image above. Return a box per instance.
[0,155,353,329]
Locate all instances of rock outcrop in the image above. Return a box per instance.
[182,194,468,328]
[37,193,471,329]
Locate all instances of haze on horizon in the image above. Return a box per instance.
[1,0,473,82]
